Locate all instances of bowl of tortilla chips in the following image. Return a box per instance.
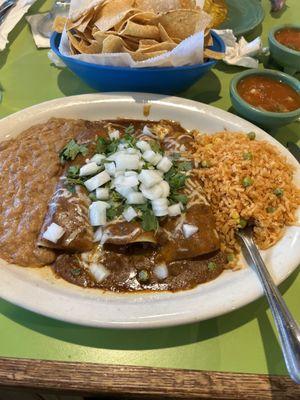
[51,0,226,94]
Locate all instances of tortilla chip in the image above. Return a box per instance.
[138,41,176,52]
[138,39,159,48]
[102,35,125,53]
[66,10,93,31]
[53,16,67,33]
[121,20,160,40]
[113,9,137,31]
[67,31,102,54]
[122,37,140,51]
[129,49,167,61]
[204,48,224,60]
[180,0,197,8]
[171,37,182,44]
[203,0,227,28]
[157,9,202,40]
[94,0,135,32]
[129,11,157,23]
[76,14,95,33]
[204,31,213,47]
[93,30,107,44]
[158,23,174,43]
[135,0,181,13]
[70,0,105,22]
[115,11,157,33]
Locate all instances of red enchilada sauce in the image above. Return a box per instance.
[237,76,300,113]
[275,28,300,52]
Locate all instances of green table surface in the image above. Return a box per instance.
[0,0,299,377]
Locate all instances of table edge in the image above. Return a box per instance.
[0,357,299,399]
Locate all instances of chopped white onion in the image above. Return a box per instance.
[107,150,125,161]
[123,206,138,222]
[157,156,172,173]
[142,125,156,138]
[182,224,198,238]
[89,201,109,226]
[153,263,168,280]
[136,140,151,152]
[124,171,138,177]
[160,181,170,198]
[138,160,145,169]
[115,154,140,170]
[96,188,109,200]
[153,207,168,217]
[42,222,65,243]
[85,171,111,192]
[89,154,106,165]
[179,144,186,152]
[140,183,163,200]
[109,130,120,140]
[139,170,163,188]
[89,262,110,283]
[152,198,169,209]
[152,198,169,217]
[127,192,146,204]
[104,162,116,177]
[114,171,124,177]
[142,150,156,164]
[115,186,136,198]
[79,162,101,177]
[115,175,139,188]
[93,227,103,242]
[127,147,141,155]
[168,203,181,217]
[118,143,128,151]
[142,150,162,165]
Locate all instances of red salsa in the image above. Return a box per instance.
[275,28,300,52]
[237,75,300,113]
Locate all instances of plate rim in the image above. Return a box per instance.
[0,92,299,329]
[220,0,265,37]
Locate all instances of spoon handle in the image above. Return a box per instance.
[239,232,300,384]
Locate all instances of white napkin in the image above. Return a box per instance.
[26,13,50,48]
[58,0,211,68]
[0,0,37,51]
[213,29,264,68]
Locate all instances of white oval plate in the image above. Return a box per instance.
[0,93,299,329]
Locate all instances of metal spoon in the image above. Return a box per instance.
[236,225,300,384]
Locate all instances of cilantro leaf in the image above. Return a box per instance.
[170,193,188,205]
[177,161,193,171]
[125,124,135,135]
[141,208,158,232]
[59,140,88,164]
[124,129,137,147]
[67,165,80,178]
[111,191,123,202]
[89,193,97,202]
[96,137,107,153]
[172,152,181,160]
[107,205,123,221]
[106,139,120,154]
[149,140,163,154]
[168,173,187,190]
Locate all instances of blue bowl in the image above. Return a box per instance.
[50,31,225,94]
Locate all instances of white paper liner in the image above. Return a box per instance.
[0,0,37,51]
